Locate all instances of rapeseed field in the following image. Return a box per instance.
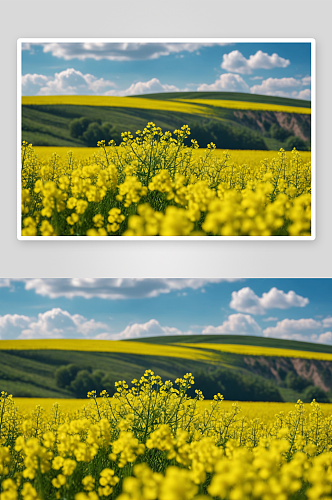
[21,123,311,237]
[177,98,311,115]
[1,370,332,500]
[21,95,311,115]
[176,343,332,362]
[21,96,210,117]
[0,340,218,363]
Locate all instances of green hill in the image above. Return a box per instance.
[0,335,330,403]
[131,334,332,354]
[141,91,311,108]
[21,92,311,150]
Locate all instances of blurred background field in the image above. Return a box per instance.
[12,397,332,420]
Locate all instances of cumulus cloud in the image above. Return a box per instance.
[19,308,109,339]
[317,332,332,345]
[0,314,31,340]
[230,287,309,315]
[197,73,249,92]
[202,313,262,335]
[221,50,290,75]
[322,317,332,328]
[22,68,116,96]
[0,279,11,288]
[302,76,311,86]
[0,309,109,340]
[250,77,311,99]
[97,319,186,340]
[296,88,311,100]
[38,42,229,61]
[107,78,179,96]
[22,71,180,97]
[21,74,50,96]
[263,318,322,340]
[19,278,236,300]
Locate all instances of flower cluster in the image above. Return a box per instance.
[1,373,330,500]
[21,126,311,237]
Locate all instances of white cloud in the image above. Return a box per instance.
[20,278,237,300]
[98,318,185,340]
[322,317,332,328]
[197,73,249,92]
[110,78,179,96]
[250,77,311,99]
[221,50,290,75]
[0,279,11,288]
[202,313,262,335]
[230,287,309,315]
[250,76,264,81]
[19,308,109,339]
[262,317,279,322]
[22,74,50,96]
[22,71,179,97]
[317,332,332,345]
[302,76,311,86]
[0,314,31,340]
[296,89,311,100]
[22,68,116,96]
[263,318,321,340]
[39,42,229,61]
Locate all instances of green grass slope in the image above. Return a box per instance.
[141,91,311,108]
[0,335,330,402]
[21,92,310,149]
[131,334,332,354]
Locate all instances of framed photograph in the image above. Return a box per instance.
[18,38,315,239]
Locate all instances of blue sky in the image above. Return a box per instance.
[21,41,312,100]
[0,278,331,344]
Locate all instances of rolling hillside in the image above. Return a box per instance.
[0,335,330,402]
[21,92,311,150]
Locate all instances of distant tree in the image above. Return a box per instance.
[285,372,312,392]
[82,122,105,147]
[269,124,292,141]
[69,117,92,139]
[188,368,283,402]
[302,385,331,403]
[284,135,308,151]
[54,364,81,389]
[69,370,101,398]
[186,121,267,150]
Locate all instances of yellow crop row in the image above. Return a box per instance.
[32,146,311,164]
[179,98,311,114]
[177,343,332,362]
[21,95,211,116]
[0,339,218,362]
[13,397,332,419]
[22,95,310,115]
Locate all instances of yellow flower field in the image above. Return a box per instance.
[32,147,311,165]
[0,339,218,362]
[177,98,311,115]
[1,370,332,500]
[176,343,332,362]
[21,123,312,237]
[22,96,211,116]
[12,397,332,421]
[1,338,330,364]
[22,95,310,115]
